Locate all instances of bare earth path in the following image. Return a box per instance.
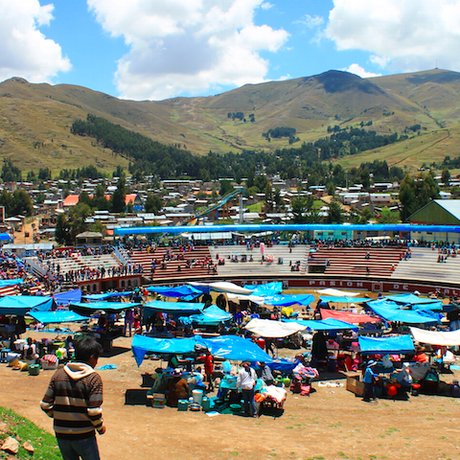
[1,334,460,460]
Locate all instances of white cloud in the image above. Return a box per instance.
[296,14,324,29]
[326,0,460,73]
[260,2,273,10]
[342,63,381,78]
[0,0,71,83]
[87,0,289,100]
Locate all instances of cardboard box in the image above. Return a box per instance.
[346,374,364,397]
[152,393,166,409]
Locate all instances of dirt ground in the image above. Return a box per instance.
[1,328,460,460]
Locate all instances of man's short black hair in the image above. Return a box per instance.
[74,337,103,363]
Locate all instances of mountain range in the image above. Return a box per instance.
[1,68,460,175]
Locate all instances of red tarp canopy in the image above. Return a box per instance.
[320,308,382,324]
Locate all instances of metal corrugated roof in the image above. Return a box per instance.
[433,200,460,219]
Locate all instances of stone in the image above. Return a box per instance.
[1,436,19,454]
[0,422,9,433]
[23,441,35,453]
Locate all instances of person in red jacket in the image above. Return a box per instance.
[204,349,214,392]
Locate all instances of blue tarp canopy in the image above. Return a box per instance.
[186,305,233,326]
[84,292,133,301]
[367,302,441,325]
[320,296,369,303]
[253,294,315,307]
[285,318,358,331]
[0,279,23,288]
[243,282,283,296]
[114,223,460,236]
[0,295,54,315]
[131,335,198,366]
[0,233,11,241]
[131,334,273,366]
[54,289,82,306]
[385,294,440,305]
[69,301,141,315]
[202,335,272,363]
[143,300,205,317]
[383,294,444,311]
[358,335,415,355]
[29,310,88,324]
[145,285,202,299]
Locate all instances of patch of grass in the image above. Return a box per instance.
[337,452,348,458]
[385,428,399,436]
[0,406,62,460]
[229,452,239,456]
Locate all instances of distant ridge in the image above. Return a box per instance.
[1,68,460,173]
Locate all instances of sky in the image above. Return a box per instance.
[1,0,458,101]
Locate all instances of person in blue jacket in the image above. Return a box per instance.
[362,360,379,402]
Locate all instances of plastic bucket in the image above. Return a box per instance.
[192,389,203,405]
[177,399,188,411]
[201,396,211,412]
[28,364,40,376]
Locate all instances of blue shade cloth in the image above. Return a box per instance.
[366,299,407,309]
[358,335,415,355]
[131,334,273,366]
[186,305,233,326]
[367,303,441,325]
[200,335,273,363]
[53,289,82,306]
[256,294,315,307]
[0,295,54,315]
[320,296,370,303]
[69,301,141,315]
[114,223,460,236]
[146,285,202,299]
[285,318,358,331]
[0,278,23,287]
[131,335,199,366]
[384,294,441,305]
[0,233,11,241]
[143,300,205,317]
[29,310,88,324]
[84,292,133,301]
[243,282,283,296]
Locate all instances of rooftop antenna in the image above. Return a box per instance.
[435,60,438,69]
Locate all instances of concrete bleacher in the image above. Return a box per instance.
[392,247,460,283]
[45,252,121,275]
[307,247,406,277]
[208,245,309,277]
[130,246,214,280]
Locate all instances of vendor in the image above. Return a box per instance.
[256,362,274,385]
[167,369,190,407]
[413,345,428,363]
[362,360,379,402]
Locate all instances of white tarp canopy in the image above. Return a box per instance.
[226,293,264,305]
[244,318,306,338]
[190,281,254,295]
[410,327,460,346]
[316,288,360,297]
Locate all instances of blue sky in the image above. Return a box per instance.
[1,0,458,101]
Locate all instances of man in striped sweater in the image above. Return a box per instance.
[41,337,106,460]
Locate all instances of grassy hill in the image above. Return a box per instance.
[1,69,460,175]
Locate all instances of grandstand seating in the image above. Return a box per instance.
[208,245,308,277]
[307,247,406,277]
[130,246,215,280]
[392,247,460,283]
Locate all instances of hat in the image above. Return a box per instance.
[367,360,377,367]
[171,368,183,376]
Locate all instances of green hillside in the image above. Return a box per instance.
[1,69,460,174]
